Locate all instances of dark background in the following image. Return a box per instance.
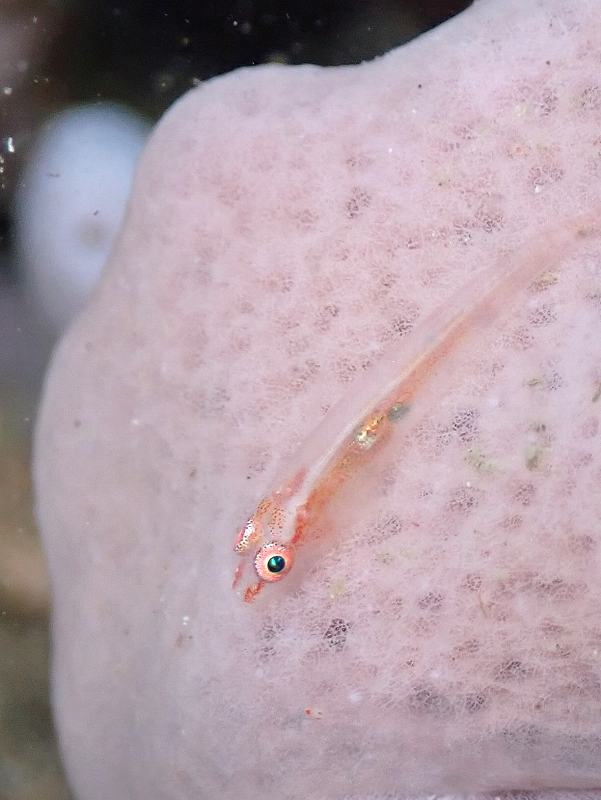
[61,0,469,110]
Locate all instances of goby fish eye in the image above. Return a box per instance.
[254,542,295,582]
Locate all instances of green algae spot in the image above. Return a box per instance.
[387,402,411,422]
[525,444,544,471]
[465,448,497,474]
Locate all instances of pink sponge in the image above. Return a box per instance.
[35,0,601,797]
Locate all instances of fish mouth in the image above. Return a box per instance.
[231,563,244,590]
[231,561,264,603]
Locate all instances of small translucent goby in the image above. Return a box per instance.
[232,211,600,604]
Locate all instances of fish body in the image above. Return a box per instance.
[232,213,600,604]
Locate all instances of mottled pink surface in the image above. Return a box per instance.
[34,0,601,798]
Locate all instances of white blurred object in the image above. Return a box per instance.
[14,103,150,331]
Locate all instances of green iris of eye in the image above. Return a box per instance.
[267,554,286,573]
